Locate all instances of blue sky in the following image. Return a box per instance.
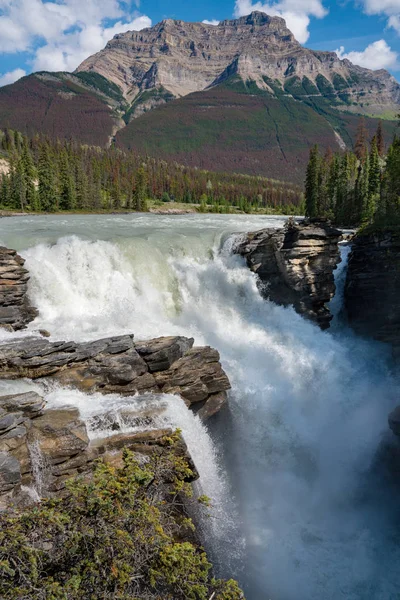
[1,0,400,87]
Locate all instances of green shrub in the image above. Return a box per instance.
[0,431,244,600]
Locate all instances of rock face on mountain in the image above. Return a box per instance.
[77,12,400,116]
[0,391,196,510]
[0,334,231,417]
[236,220,342,329]
[345,229,400,357]
[0,247,37,331]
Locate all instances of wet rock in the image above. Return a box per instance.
[236,219,342,329]
[197,391,228,421]
[345,229,400,356]
[0,246,38,330]
[0,452,21,492]
[0,335,231,412]
[136,336,194,372]
[27,408,89,465]
[39,329,51,338]
[155,347,231,404]
[0,391,46,417]
[0,411,26,433]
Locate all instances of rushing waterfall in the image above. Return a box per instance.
[0,213,399,600]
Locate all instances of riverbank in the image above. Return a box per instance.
[0,202,302,218]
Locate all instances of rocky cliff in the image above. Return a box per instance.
[0,391,196,510]
[0,247,37,331]
[345,228,400,357]
[236,220,342,329]
[77,12,400,117]
[0,334,231,420]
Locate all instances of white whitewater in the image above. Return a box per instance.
[0,214,399,600]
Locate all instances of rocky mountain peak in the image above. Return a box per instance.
[220,11,287,28]
[76,12,400,118]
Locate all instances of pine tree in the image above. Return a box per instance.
[0,174,11,207]
[305,145,320,218]
[75,161,88,210]
[133,167,148,211]
[369,138,381,198]
[13,156,27,211]
[59,151,76,210]
[376,120,385,157]
[21,141,37,209]
[38,145,58,211]
[355,117,368,162]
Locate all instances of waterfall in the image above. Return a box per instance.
[28,439,50,498]
[0,214,399,599]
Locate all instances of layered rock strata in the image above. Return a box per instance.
[76,12,400,114]
[235,219,342,329]
[0,391,196,510]
[0,334,231,416]
[345,229,400,356]
[0,246,37,330]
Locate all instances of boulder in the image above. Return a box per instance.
[0,452,21,493]
[0,391,46,417]
[235,219,342,329]
[197,391,228,421]
[135,336,194,372]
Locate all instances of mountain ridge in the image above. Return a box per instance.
[76,11,400,120]
[0,12,398,184]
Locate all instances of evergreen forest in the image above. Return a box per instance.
[0,130,303,215]
[305,119,400,226]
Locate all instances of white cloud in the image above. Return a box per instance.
[358,0,400,33]
[202,19,220,25]
[233,0,328,43]
[0,0,151,71]
[0,67,26,86]
[335,39,398,70]
[33,15,152,72]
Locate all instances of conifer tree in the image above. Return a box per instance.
[305,145,320,218]
[376,120,385,157]
[355,117,368,162]
[59,150,76,210]
[369,138,381,198]
[38,145,58,211]
[133,166,148,211]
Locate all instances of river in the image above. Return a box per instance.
[0,213,399,600]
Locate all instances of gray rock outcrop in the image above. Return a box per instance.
[0,334,231,416]
[235,219,342,329]
[345,229,400,356]
[0,247,37,330]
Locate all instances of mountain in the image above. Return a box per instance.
[0,12,398,182]
[77,12,400,119]
[0,71,126,147]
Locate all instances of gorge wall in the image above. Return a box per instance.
[345,229,400,358]
[0,247,37,331]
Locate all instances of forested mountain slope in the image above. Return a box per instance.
[0,12,398,183]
